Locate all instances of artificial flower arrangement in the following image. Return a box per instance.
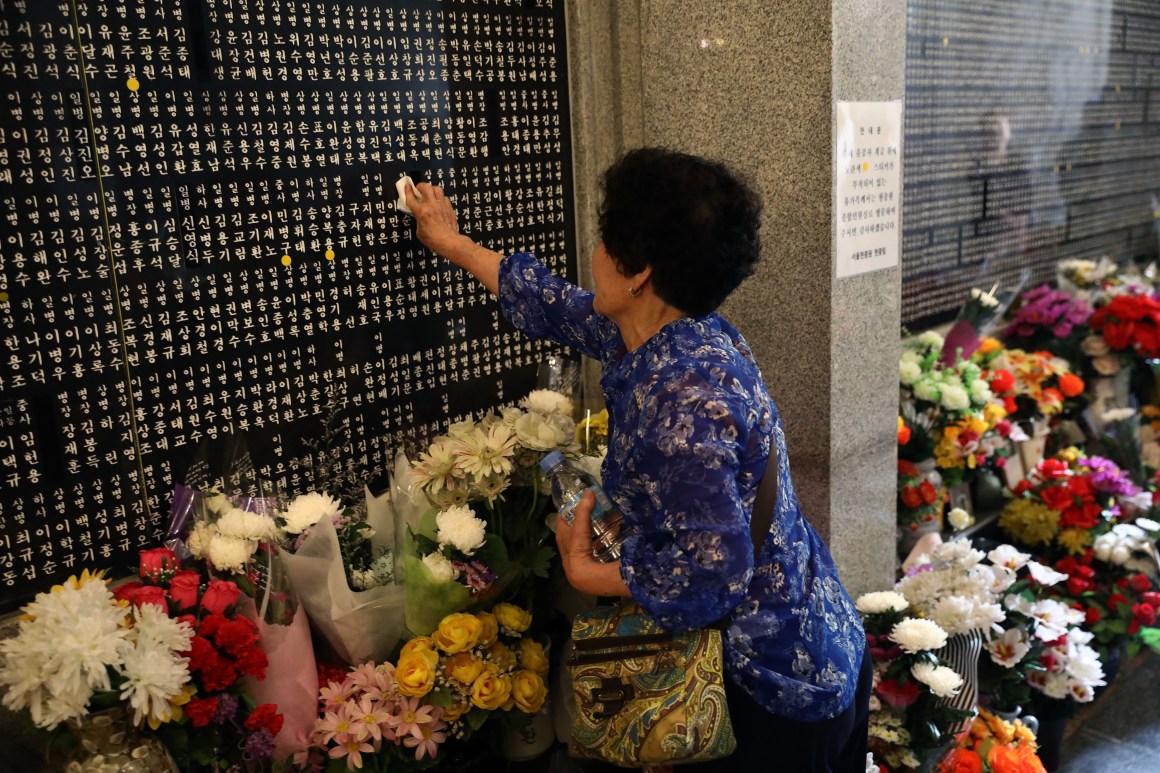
[941,283,1012,365]
[1000,284,1092,366]
[932,403,1012,487]
[999,451,1141,558]
[857,591,973,773]
[894,540,1010,639]
[401,389,576,634]
[0,567,194,732]
[897,459,947,536]
[937,709,1044,773]
[901,332,996,421]
[1056,257,1118,301]
[1088,292,1160,360]
[113,548,286,769]
[292,604,547,771]
[977,348,1085,436]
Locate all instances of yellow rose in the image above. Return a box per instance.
[443,652,485,686]
[399,637,439,667]
[511,669,547,714]
[518,638,549,676]
[475,611,499,647]
[470,669,512,711]
[486,640,518,672]
[977,337,1002,355]
[395,654,436,697]
[492,603,532,634]
[433,612,483,654]
[441,696,471,723]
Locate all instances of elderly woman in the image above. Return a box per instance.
[406,148,870,771]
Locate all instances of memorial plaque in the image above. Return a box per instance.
[0,0,576,611]
[903,0,1160,329]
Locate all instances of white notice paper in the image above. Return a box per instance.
[835,100,902,278]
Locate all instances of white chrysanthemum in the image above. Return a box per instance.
[948,507,972,530]
[216,507,276,541]
[186,521,216,559]
[899,360,922,385]
[119,640,190,726]
[205,533,255,573]
[890,618,948,653]
[940,384,971,411]
[988,627,1031,668]
[917,330,945,350]
[927,596,978,636]
[932,540,985,568]
[436,505,487,556]
[521,389,573,417]
[969,380,993,405]
[514,411,569,451]
[201,490,233,518]
[910,661,963,698]
[913,378,941,403]
[422,551,457,582]
[1026,561,1068,586]
[133,604,194,653]
[280,491,344,535]
[987,544,1031,571]
[855,591,910,615]
[453,424,518,480]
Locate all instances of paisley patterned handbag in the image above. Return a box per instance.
[566,445,779,767]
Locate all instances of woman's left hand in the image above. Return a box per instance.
[556,491,631,598]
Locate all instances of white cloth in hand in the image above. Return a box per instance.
[395,175,423,215]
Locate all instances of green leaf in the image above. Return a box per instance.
[1139,626,1160,653]
[466,708,490,731]
[527,544,557,579]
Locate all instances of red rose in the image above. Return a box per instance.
[201,658,239,692]
[1037,459,1070,479]
[1003,395,1019,415]
[234,646,269,680]
[1013,479,1034,496]
[901,486,923,509]
[1040,485,1076,513]
[1116,577,1130,590]
[112,581,145,605]
[215,617,259,656]
[1130,574,1153,593]
[876,678,921,709]
[185,696,219,728]
[919,480,938,505]
[1108,593,1130,611]
[122,584,168,610]
[1103,320,1134,351]
[1085,607,1102,625]
[1142,592,1160,607]
[200,580,241,616]
[1128,619,1141,635]
[139,547,180,581]
[898,460,920,477]
[1132,603,1157,627]
[1074,565,1096,580]
[1058,373,1085,398]
[1059,505,1100,530]
[989,369,1015,393]
[167,571,202,612]
[1055,556,1079,575]
[1067,577,1091,596]
[1067,476,1094,498]
[244,704,284,736]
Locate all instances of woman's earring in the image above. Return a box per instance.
[627,286,642,297]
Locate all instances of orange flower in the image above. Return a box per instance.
[939,747,983,773]
[988,743,1046,773]
[1057,373,1084,398]
[898,417,912,446]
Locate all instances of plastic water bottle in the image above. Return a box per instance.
[539,450,624,562]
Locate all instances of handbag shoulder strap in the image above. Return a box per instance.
[749,431,779,563]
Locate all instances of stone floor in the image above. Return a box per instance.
[1058,651,1160,773]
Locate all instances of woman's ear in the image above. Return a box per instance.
[630,264,653,288]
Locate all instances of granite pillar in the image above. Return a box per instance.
[566,0,902,596]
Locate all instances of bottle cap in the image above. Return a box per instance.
[539,450,565,472]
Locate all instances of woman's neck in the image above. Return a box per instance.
[616,301,688,352]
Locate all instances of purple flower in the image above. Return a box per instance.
[1080,456,1141,497]
[1003,285,1092,341]
[213,693,238,725]
[244,730,277,760]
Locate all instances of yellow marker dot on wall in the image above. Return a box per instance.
[1066,163,1072,171]
[862,162,869,172]
[943,37,949,46]
[1115,84,1121,92]
[0,291,8,303]
[1053,165,1060,173]
[281,254,292,266]
[325,249,336,261]
[1115,121,1121,129]
[127,77,140,92]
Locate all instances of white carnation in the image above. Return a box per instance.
[205,533,255,573]
[422,551,457,582]
[436,505,487,556]
[281,491,344,535]
[521,389,573,417]
[917,330,945,350]
[890,617,949,653]
[216,507,275,541]
[948,507,972,530]
[913,378,941,403]
[855,591,909,615]
[186,521,216,558]
[514,411,569,450]
[940,384,971,411]
[899,360,922,385]
[910,661,963,698]
[969,379,993,405]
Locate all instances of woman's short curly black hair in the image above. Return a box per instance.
[598,147,763,317]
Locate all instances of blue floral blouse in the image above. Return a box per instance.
[498,253,865,721]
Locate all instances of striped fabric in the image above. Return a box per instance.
[938,630,983,733]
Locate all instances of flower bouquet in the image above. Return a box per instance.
[897,459,947,540]
[114,549,286,769]
[937,709,1044,773]
[292,604,547,771]
[941,275,1025,365]
[857,591,973,772]
[1056,257,1117,302]
[399,389,573,635]
[1001,284,1092,367]
[1000,452,1141,559]
[932,403,1012,488]
[981,349,1084,443]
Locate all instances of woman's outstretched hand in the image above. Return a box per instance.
[556,490,631,598]
[404,181,502,295]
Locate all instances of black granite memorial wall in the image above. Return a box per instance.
[0,0,575,611]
